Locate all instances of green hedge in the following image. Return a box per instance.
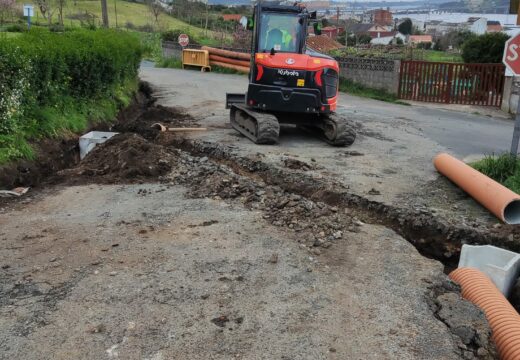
[0,28,142,163]
[0,28,142,133]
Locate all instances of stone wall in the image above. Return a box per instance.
[335,57,401,94]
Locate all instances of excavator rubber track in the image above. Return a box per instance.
[299,113,356,147]
[230,105,280,144]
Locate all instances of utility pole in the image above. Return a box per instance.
[517,0,520,26]
[114,0,118,28]
[205,0,209,36]
[101,0,109,27]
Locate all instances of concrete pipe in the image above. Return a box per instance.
[209,54,250,68]
[201,46,251,61]
[209,60,250,74]
[434,153,520,224]
[450,267,520,359]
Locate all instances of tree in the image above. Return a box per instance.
[0,0,15,25]
[357,34,372,44]
[36,0,56,26]
[398,18,412,35]
[100,0,108,27]
[435,30,475,51]
[461,32,509,63]
[56,0,66,26]
[147,0,162,26]
[395,37,404,45]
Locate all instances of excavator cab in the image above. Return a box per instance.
[226,2,355,146]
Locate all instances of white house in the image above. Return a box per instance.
[370,31,407,45]
[466,17,488,35]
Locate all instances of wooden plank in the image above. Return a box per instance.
[419,62,426,102]
[403,61,410,100]
[478,66,491,106]
[496,65,505,107]
[452,64,460,104]
[398,60,405,99]
[427,62,434,102]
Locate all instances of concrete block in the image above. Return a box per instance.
[79,131,118,160]
[458,244,520,295]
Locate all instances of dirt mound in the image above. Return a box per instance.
[113,105,196,140]
[64,133,175,183]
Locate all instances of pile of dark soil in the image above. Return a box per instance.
[113,105,196,140]
[0,138,79,189]
[62,133,176,183]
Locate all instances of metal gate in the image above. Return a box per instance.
[398,61,505,107]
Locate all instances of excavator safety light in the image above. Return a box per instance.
[256,65,264,81]
[314,69,323,86]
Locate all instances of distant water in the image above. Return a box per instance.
[402,12,517,25]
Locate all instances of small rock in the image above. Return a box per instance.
[508,234,514,242]
[476,347,488,356]
[368,188,381,195]
[49,257,57,263]
[493,223,502,229]
[329,347,337,353]
[268,253,279,264]
[86,323,105,333]
[312,248,321,255]
[211,315,229,327]
[109,271,118,276]
[313,238,324,247]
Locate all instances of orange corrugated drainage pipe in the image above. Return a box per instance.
[450,267,520,359]
[201,46,251,61]
[209,61,250,74]
[209,54,250,68]
[433,153,520,224]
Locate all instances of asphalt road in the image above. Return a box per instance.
[342,94,515,158]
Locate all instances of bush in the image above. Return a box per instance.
[416,41,432,50]
[461,32,509,63]
[472,154,520,193]
[161,29,185,42]
[5,23,24,32]
[0,28,142,160]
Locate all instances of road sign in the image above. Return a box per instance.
[503,34,520,75]
[504,33,520,155]
[23,5,33,30]
[178,34,189,47]
[23,4,34,17]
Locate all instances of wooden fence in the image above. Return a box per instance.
[398,61,505,107]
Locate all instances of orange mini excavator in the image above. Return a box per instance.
[226,2,356,146]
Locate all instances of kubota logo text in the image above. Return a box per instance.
[278,69,299,77]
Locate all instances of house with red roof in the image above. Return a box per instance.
[221,14,243,22]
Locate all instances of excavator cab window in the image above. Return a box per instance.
[258,13,304,53]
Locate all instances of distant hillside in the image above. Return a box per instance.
[17,0,219,39]
[208,0,251,5]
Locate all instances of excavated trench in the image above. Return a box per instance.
[1,85,518,358]
[1,83,516,271]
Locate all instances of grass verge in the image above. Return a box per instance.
[338,78,408,105]
[472,154,520,194]
[0,80,137,165]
